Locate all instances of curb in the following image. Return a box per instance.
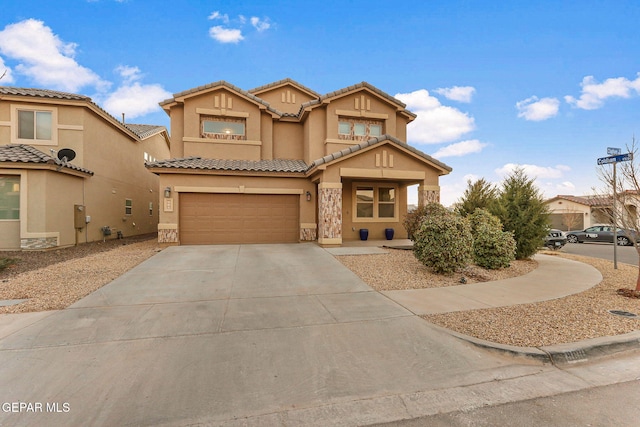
[432,324,640,365]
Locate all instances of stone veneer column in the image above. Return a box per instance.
[418,184,441,206]
[317,182,342,245]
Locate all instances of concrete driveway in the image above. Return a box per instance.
[0,244,628,426]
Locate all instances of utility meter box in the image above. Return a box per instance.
[74,205,86,229]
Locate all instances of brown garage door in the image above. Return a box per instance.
[180,193,299,244]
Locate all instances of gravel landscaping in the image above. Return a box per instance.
[337,249,640,347]
[0,235,161,314]
[1,239,639,348]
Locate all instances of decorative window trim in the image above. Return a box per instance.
[352,182,399,222]
[200,115,246,140]
[338,118,384,142]
[125,199,132,216]
[11,104,58,146]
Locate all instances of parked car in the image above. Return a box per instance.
[544,229,567,250]
[566,225,638,246]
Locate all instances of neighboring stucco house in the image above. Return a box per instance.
[546,195,614,231]
[0,87,170,250]
[148,79,452,246]
[546,193,640,232]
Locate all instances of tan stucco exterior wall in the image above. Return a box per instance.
[272,122,304,160]
[1,96,169,249]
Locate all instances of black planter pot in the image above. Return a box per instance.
[359,229,369,241]
[385,228,394,240]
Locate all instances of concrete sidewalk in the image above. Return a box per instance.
[382,254,602,315]
[327,241,602,315]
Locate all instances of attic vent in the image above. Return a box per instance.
[281,90,296,104]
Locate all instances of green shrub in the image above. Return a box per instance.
[403,202,449,241]
[490,167,550,259]
[455,178,498,217]
[413,208,473,275]
[469,209,516,269]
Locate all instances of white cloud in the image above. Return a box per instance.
[101,81,171,120]
[565,74,640,110]
[250,17,271,32]
[208,11,230,23]
[516,96,560,121]
[432,139,488,158]
[434,86,476,103]
[0,19,107,92]
[207,12,273,44]
[395,89,475,144]
[495,163,571,179]
[209,26,244,44]
[115,65,142,84]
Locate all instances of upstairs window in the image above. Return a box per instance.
[18,110,52,141]
[201,116,246,140]
[338,119,383,141]
[125,199,132,215]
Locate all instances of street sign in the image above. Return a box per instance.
[597,153,633,165]
[607,147,622,155]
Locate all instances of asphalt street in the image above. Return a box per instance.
[560,242,639,266]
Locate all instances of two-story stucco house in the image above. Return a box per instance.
[148,79,452,246]
[0,87,170,250]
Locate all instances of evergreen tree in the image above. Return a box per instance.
[455,178,498,217]
[491,167,550,259]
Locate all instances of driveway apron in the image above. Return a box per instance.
[0,244,551,426]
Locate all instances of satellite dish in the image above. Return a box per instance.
[57,148,76,162]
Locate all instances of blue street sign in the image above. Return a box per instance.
[597,153,633,165]
[607,147,622,155]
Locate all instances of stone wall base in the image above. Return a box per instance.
[158,228,179,243]
[21,237,58,250]
[300,227,317,241]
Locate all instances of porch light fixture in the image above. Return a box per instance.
[306,191,312,201]
[164,187,171,198]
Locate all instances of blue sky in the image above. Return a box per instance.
[1,0,640,206]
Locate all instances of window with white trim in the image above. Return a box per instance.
[125,199,132,215]
[354,184,398,221]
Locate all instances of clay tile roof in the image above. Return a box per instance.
[0,144,94,175]
[125,124,167,139]
[0,86,90,101]
[248,78,321,97]
[147,157,308,173]
[551,195,610,206]
[160,80,286,117]
[307,134,452,173]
